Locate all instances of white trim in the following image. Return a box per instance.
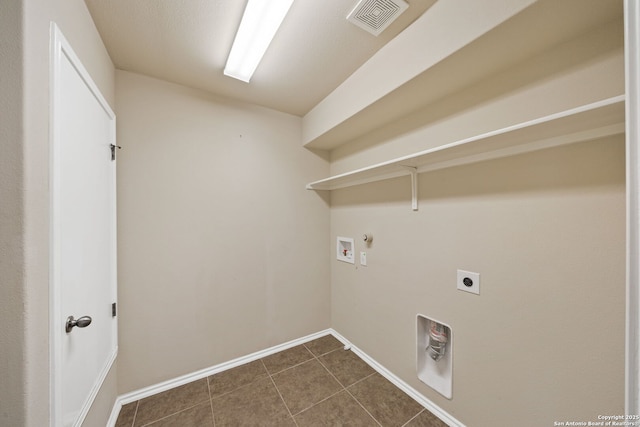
[76,348,118,426]
[49,22,117,427]
[625,0,640,416]
[49,22,62,427]
[106,400,122,427]
[108,329,461,427]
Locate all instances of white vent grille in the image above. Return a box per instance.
[347,0,409,36]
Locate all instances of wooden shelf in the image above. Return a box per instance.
[307,96,625,192]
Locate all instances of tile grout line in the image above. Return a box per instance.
[262,342,341,378]
[346,370,377,388]
[265,356,314,376]
[312,346,349,390]
[343,386,383,427]
[206,375,216,427]
[205,348,312,402]
[343,371,384,427]
[261,359,300,427]
[207,363,270,402]
[209,399,216,427]
[138,396,212,427]
[262,343,344,420]
[269,341,344,422]
[346,371,425,427]
[402,408,426,427]
[290,388,344,417]
[300,341,386,425]
[297,343,346,417]
[130,401,139,427]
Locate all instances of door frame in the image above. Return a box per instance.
[49,23,118,427]
[625,0,640,416]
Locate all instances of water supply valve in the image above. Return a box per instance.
[428,321,448,361]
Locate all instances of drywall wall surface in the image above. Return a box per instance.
[0,0,26,425]
[329,19,624,175]
[17,0,115,425]
[302,0,536,145]
[330,137,625,426]
[115,70,330,393]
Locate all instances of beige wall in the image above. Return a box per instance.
[331,137,625,426]
[0,0,26,425]
[0,0,115,425]
[115,70,330,393]
[328,14,626,427]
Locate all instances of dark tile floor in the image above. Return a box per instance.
[115,335,447,426]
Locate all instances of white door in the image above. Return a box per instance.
[50,25,117,427]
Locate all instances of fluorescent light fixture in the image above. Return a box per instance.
[224,0,294,83]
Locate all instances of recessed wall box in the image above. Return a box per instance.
[337,237,355,264]
[417,314,453,399]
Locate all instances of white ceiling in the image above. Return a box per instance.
[84,0,436,116]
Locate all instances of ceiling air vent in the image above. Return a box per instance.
[347,0,409,36]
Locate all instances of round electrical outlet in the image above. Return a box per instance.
[457,269,480,295]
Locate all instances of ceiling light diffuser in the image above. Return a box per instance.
[224,0,294,83]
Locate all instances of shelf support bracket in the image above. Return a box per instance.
[402,166,418,211]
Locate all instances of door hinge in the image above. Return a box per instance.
[110,144,121,161]
[112,302,117,317]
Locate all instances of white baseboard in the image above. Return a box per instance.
[106,329,332,426]
[105,398,121,427]
[107,328,463,427]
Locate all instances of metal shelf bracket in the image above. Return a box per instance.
[401,166,418,211]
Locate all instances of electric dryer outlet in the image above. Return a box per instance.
[457,269,480,295]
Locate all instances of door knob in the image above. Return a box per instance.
[65,315,92,333]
